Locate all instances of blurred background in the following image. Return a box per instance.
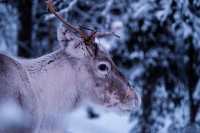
[0,0,200,133]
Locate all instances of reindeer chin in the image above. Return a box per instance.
[102,104,132,116]
[101,100,132,115]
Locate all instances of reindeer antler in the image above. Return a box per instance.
[46,0,81,34]
[96,32,120,38]
[46,0,120,39]
[46,0,120,58]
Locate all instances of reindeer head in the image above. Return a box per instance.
[47,0,140,113]
[56,26,140,113]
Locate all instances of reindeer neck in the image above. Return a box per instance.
[20,49,81,113]
[20,49,75,74]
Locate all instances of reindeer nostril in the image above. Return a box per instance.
[121,89,133,103]
[126,89,134,98]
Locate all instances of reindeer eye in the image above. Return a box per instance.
[98,64,108,71]
[96,61,111,75]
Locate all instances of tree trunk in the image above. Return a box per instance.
[17,0,32,58]
[140,84,154,133]
[186,44,199,123]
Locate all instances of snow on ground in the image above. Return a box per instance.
[64,104,134,133]
[0,99,30,129]
[0,100,135,133]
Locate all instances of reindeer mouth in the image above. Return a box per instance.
[101,90,136,114]
[103,102,134,115]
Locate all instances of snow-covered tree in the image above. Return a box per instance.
[0,0,200,132]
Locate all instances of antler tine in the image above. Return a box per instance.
[96,32,120,38]
[46,0,80,34]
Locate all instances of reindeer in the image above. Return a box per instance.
[0,0,140,132]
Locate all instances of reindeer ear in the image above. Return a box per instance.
[57,26,89,58]
[57,26,77,48]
